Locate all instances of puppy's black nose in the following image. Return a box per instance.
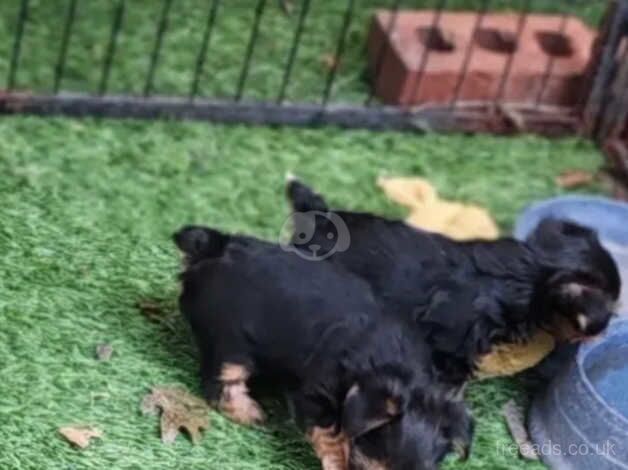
[309,244,321,253]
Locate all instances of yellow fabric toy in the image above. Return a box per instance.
[377,176,556,378]
[377,176,500,240]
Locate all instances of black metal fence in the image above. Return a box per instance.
[0,0,624,136]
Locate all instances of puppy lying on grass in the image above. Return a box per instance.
[286,179,621,383]
[174,225,473,470]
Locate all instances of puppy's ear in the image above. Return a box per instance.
[442,401,474,461]
[341,383,402,439]
[526,218,595,250]
[526,218,560,247]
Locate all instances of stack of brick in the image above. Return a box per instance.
[367,11,595,106]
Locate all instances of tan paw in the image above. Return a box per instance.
[219,381,265,426]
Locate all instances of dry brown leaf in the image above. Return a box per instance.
[96,343,113,361]
[136,298,179,332]
[555,169,595,188]
[59,426,102,449]
[141,386,210,444]
[502,400,538,460]
[137,299,168,321]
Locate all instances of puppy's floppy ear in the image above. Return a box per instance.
[526,218,564,248]
[441,400,474,461]
[341,383,403,439]
[526,218,595,250]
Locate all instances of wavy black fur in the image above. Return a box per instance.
[174,226,473,469]
[286,179,621,382]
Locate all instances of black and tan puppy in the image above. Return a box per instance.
[285,179,621,382]
[174,226,473,470]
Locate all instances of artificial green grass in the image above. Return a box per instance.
[0,0,607,103]
[0,116,605,469]
[0,1,612,468]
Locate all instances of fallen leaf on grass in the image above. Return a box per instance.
[59,426,102,449]
[502,400,538,460]
[96,343,113,361]
[141,386,210,444]
[136,298,178,332]
[555,169,594,188]
[137,299,168,321]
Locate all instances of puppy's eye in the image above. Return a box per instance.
[326,232,334,240]
[298,233,307,240]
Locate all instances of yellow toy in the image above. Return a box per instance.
[377,176,556,378]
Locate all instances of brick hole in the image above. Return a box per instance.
[417,26,455,52]
[536,31,573,57]
[474,28,517,54]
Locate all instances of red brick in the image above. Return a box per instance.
[367,11,596,106]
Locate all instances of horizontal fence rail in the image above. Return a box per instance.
[0,0,623,136]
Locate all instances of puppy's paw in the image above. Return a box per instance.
[218,382,266,426]
[220,396,266,425]
[308,426,349,470]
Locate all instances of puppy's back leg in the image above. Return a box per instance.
[215,361,266,426]
[291,393,349,470]
[307,426,350,470]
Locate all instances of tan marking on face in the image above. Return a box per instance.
[307,426,350,470]
[563,283,584,297]
[220,363,250,383]
[217,363,264,425]
[576,313,588,331]
[346,384,359,398]
[385,398,399,417]
[350,448,389,470]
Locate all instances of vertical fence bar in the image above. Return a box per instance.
[583,0,628,138]
[450,0,489,108]
[53,0,78,94]
[493,0,531,105]
[365,0,402,106]
[7,0,30,90]
[234,0,268,102]
[99,0,125,96]
[408,0,448,107]
[534,12,569,106]
[277,0,312,104]
[321,0,355,107]
[144,0,173,97]
[190,0,221,100]
[598,44,628,142]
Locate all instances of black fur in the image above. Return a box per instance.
[286,180,621,382]
[175,225,473,470]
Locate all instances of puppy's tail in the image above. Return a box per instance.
[173,225,229,263]
[285,174,328,213]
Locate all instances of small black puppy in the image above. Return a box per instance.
[174,226,473,470]
[286,179,621,382]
